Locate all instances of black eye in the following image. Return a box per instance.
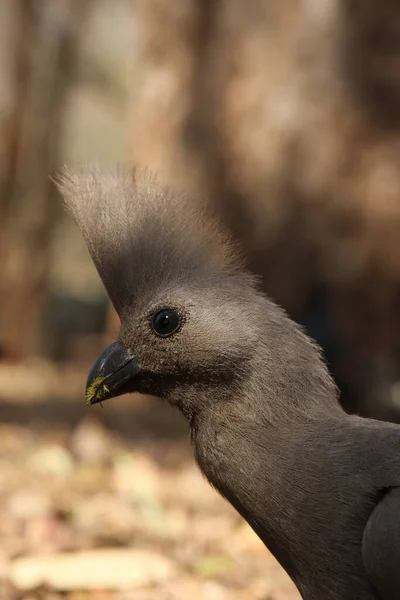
[152,309,181,337]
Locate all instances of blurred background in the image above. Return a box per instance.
[0,0,400,598]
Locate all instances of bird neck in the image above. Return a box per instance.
[192,410,357,599]
[192,384,346,596]
[190,298,346,588]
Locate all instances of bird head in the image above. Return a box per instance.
[57,165,262,420]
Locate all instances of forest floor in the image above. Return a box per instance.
[0,360,299,600]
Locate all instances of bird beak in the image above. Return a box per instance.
[85,341,140,406]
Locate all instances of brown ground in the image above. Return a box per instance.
[0,361,299,600]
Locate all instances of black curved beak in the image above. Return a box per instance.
[85,341,140,406]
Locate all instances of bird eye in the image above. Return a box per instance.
[152,309,181,337]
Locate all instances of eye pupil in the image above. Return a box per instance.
[152,309,181,337]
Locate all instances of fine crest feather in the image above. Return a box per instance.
[56,164,252,316]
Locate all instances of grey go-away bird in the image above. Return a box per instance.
[59,165,400,600]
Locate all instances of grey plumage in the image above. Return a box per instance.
[59,165,400,600]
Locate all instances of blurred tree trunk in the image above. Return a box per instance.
[0,0,91,359]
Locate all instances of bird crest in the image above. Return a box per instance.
[57,164,250,316]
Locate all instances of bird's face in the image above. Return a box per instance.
[58,165,260,418]
[85,278,258,418]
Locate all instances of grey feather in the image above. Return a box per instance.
[57,163,252,316]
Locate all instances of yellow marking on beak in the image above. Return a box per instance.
[85,375,108,406]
